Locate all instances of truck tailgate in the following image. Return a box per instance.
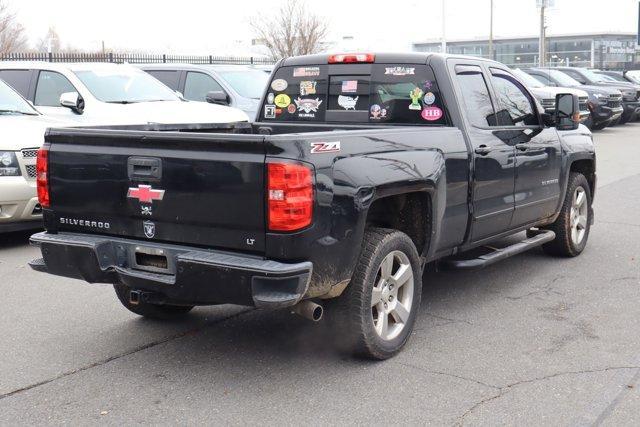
[46,129,266,253]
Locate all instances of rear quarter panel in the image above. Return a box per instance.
[265,127,469,297]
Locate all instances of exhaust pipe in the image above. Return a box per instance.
[292,300,323,322]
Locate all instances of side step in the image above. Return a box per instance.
[440,230,556,271]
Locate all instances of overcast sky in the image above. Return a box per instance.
[9,0,640,55]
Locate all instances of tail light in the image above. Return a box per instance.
[328,53,375,64]
[36,146,50,208]
[267,162,313,231]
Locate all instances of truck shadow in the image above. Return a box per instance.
[0,230,37,250]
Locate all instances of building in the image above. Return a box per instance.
[413,32,639,70]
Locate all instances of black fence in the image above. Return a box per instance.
[0,52,275,65]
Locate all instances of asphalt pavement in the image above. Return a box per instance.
[0,123,639,426]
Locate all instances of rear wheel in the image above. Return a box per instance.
[333,228,422,360]
[113,285,194,320]
[542,173,592,257]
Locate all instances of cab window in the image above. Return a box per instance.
[455,65,498,127]
[489,70,538,127]
[34,71,76,107]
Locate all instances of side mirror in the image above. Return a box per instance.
[555,93,580,131]
[59,91,84,114]
[205,91,229,105]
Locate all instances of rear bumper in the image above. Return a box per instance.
[29,232,312,308]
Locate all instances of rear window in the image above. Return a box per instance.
[261,63,448,126]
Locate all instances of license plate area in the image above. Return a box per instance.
[130,246,174,275]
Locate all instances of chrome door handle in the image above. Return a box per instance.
[474,145,492,155]
[515,143,531,151]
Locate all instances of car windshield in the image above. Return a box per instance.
[512,69,544,88]
[548,70,582,86]
[0,79,38,115]
[625,71,640,84]
[74,68,179,103]
[579,68,608,83]
[217,69,269,99]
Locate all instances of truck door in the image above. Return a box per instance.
[487,68,562,227]
[452,64,516,241]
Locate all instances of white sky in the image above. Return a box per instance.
[8,0,640,55]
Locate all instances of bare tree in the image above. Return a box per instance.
[250,0,328,59]
[35,27,61,52]
[0,0,27,55]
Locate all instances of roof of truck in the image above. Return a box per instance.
[279,52,496,66]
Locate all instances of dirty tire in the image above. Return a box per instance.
[113,285,194,320]
[542,172,592,257]
[333,227,422,360]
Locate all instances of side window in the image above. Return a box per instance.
[489,70,538,127]
[455,65,498,127]
[184,72,224,102]
[562,69,586,84]
[146,70,179,91]
[0,70,32,98]
[34,71,76,106]
[530,73,552,85]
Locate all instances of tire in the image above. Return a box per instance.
[332,228,422,360]
[591,121,607,131]
[113,285,194,320]
[542,173,592,257]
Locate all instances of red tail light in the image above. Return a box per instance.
[267,162,313,231]
[328,53,375,64]
[36,146,50,208]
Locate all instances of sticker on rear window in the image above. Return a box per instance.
[421,106,443,121]
[409,87,423,110]
[300,81,317,95]
[370,104,387,120]
[338,95,359,110]
[293,67,320,77]
[423,92,436,105]
[274,94,291,108]
[264,105,276,119]
[294,97,322,115]
[271,79,288,91]
[385,67,415,76]
[341,80,358,93]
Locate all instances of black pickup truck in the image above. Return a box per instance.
[30,53,596,359]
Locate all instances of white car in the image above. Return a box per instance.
[0,79,70,232]
[0,62,249,125]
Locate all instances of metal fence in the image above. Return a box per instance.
[0,52,275,65]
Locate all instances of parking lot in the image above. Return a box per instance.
[0,122,636,425]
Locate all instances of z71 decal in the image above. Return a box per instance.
[310,141,341,154]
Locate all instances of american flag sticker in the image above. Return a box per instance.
[341,80,358,93]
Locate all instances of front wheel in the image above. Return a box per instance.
[113,285,194,320]
[333,228,422,360]
[542,172,592,257]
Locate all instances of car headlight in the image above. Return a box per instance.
[0,151,21,176]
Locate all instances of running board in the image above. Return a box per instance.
[440,230,556,270]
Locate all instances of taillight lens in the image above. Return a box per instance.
[36,146,50,208]
[267,162,313,231]
[328,53,375,64]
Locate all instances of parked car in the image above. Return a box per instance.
[0,78,69,232]
[594,70,640,91]
[0,62,249,125]
[511,68,589,124]
[552,67,640,124]
[524,68,623,130]
[139,64,270,120]
[29,52,595,359]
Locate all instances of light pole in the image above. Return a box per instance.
[488,0,494,60]
[441,0,446,53]
[537,0,553,66]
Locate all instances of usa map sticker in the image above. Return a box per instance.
[338,95,359,110]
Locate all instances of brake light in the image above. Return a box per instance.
[328,53,375,64]
[36,146,50,208]
[267,162,313,231]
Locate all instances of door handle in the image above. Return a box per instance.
[515,143,531,151]
[474,145,492,156]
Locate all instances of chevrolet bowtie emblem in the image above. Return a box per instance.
[127,185,165,204]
